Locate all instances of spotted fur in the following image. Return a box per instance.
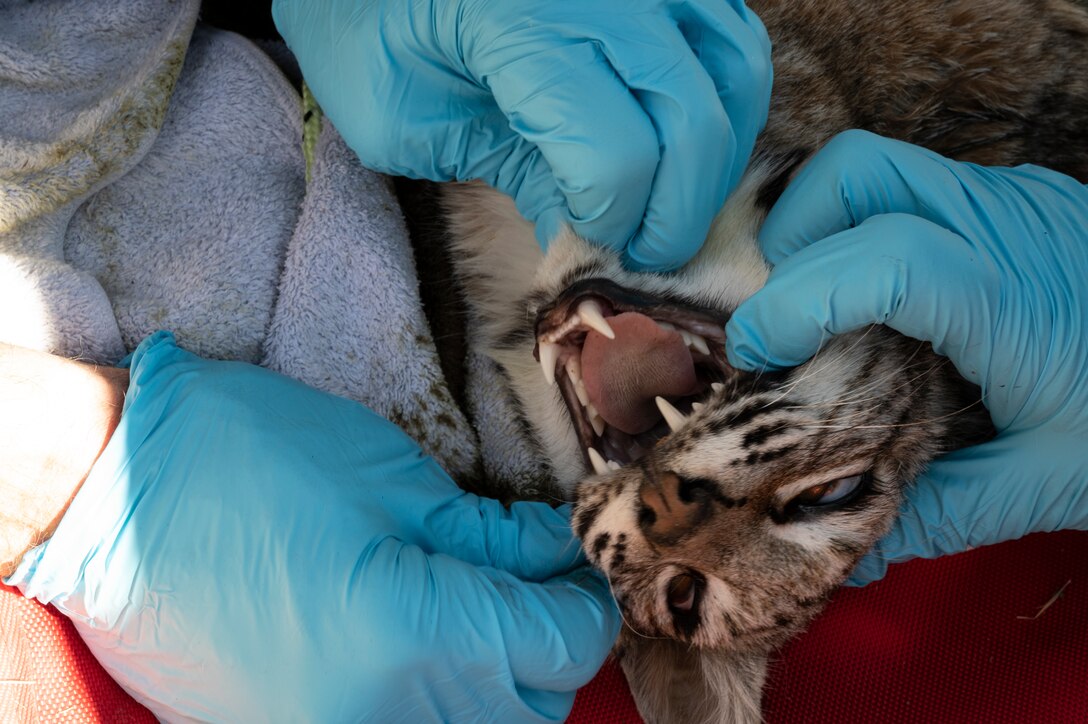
[441,0,1088,721]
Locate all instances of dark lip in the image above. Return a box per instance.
[535,277,730,344]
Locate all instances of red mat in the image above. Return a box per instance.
[4,531,1087,722]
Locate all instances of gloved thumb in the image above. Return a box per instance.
[726,213,1000,384]
[424,494,588,582]
[370,537,619,700]
[847,427,1088,585]
[481,563,620,693]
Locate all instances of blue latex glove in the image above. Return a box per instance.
[272,0,772,271]
[7,332,619,722]
[724,130,1088,584]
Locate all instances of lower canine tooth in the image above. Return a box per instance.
[711,382,725,393]
[539,341,559,385]
[607,460,621,471]
[586,403,606,436]
[655,396,687,432]
[691,402,705,412]
[589,412,606,437]
[588,447,610,475]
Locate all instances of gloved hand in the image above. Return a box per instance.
[272,0,772,271]
[724,130,1088,584]
[7,332,619,722]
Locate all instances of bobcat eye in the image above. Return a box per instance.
[790,474,864,508]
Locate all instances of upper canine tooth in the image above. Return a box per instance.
[655,396,687,432]
[587,447,610,475]
[689,333,710,356]
[577,300,615,339]
[539,341,559,385]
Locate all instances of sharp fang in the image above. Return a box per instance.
[578,300,615,339]
[691,402,705,412]
[588,447,610,475]
[574,379,590,406]
[539,341,559,385]
[565,356,582,385]
[689,333,711,356]
[607,460,622,471]
[711,382,725,393]
[586,404,606,437]
[655,396,687,432]
[680,330,694,348]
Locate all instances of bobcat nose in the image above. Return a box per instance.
[638,470,713,545]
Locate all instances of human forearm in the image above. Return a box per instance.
[0,343,127,578]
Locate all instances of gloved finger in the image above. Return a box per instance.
[725,213,1001,373]
[486,564,619,693]
[372,539,620,697]
[757,130,980,265]
[672,0,772,196]
[432,108,570,242]
[486,41,659,253]
[605,22,745,270]
[422,493,588,582]
[274,0,570,232]
[846,428,1088,586]
[273,0,415,175]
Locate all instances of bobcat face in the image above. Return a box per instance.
[538,224,984,650]
[559,261,983,650]
[570,337,928,650]
[446,169,990,651]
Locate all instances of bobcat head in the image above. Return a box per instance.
[444,168,992,721]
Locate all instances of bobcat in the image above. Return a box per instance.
[437,0,1088,720]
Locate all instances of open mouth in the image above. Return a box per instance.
[534,278,732,474]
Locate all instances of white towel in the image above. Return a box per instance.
[262,121,479,478]
[0,0,200,362]
[1,0,482,479]
[65,26,305,365]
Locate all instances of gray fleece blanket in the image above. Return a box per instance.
[0,0,544,485]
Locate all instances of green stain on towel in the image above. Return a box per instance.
[302,83,323,184]
[0,36,190,236]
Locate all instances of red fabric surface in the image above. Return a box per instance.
[569,530,1088,723]
[0,582,155,723]
[3,531,1087,722]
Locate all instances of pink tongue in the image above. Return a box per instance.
[582,312,699,435]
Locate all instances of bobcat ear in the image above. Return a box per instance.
[617,633,767,724]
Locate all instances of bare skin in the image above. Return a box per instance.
[0,343,128,578]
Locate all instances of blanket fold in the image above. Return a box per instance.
[0,0,200,361]
[1,0,482,478]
